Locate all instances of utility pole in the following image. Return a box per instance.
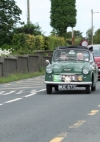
[91,9,99,45]
[91,9,93,45]
[27,0,30,24]
[72,27,74,46]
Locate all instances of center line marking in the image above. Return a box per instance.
[69,120,86,128]
[50,132,67,142]
[88,110,99,115]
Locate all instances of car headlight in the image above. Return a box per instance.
[83,66,89,74]
[46,68,52,74]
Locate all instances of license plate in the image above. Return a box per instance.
[58,85,76,90]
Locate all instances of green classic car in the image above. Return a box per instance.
[44,46,98,94]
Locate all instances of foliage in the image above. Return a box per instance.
[0,44,12,50]
[94,29,100,44]
[50,0,77,37]
[66,30,83,38]
[74,30,83,38]
[66,39,72,45]
[47,36,68,50]
[0,0,22,46]
[50,29,58,36]
[12,33,69,52]
[43,36,49,50]
[25,34,35,50]
[14,22,44,36]
[74,37,83,46]
[12,33,46,54]
[12,33,26,50]
[86,28,92,44]
[34,35,45,50]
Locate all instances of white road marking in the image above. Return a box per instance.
[36,89,46,92]
[30,90,36,93]
[0,104,3,106]
[16,90,24,94]
[4,98,22,103]
[3,91,15,95]
[0,91,5,95]
[0,88,46,105]
[4,84,11,86]
[24,93,36,98]
[0,86,43,89]
[16,81,22,83]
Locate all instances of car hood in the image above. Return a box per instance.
[50,61,89,73]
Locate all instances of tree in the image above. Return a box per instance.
[86,28,92,44]
[74,30,83,38]
[0,0,22,46]
[66,30,83,38]
[94,29,100,44]
[50,0,77,37]
[50,29,58,36]
[14,22,43,36]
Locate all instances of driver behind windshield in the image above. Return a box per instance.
[77,52,84,60]
[60,52,68,60]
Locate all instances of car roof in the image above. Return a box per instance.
[88,44,100,47]
[55,46,89,50]
[88,44,100,50]
[88,44,100,46]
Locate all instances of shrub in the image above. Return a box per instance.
[34,35,45,50]
[47,36,68,50]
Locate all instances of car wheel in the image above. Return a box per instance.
[54,85,58,91]
[46,84,52,94]
[86,85,91,94]
[91,85,96,91]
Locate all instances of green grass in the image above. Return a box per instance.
[0,70,45,84]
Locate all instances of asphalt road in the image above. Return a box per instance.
[0,75,100,142]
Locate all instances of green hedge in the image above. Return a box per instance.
[47,36,68,50]
[0,34,69,54]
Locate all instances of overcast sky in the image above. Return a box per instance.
[15,0,100,37]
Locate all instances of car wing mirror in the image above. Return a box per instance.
[89,60,93,64]
[46,60,50,64]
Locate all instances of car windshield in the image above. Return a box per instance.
[53,49,90,62]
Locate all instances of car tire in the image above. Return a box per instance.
[54,85,58,91]
[91,85,96,91]
[86,85,91,94]
[46,84,52,94]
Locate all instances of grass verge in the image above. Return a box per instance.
[0,70,45,84]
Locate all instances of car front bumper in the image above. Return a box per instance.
[44,81,92,85]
